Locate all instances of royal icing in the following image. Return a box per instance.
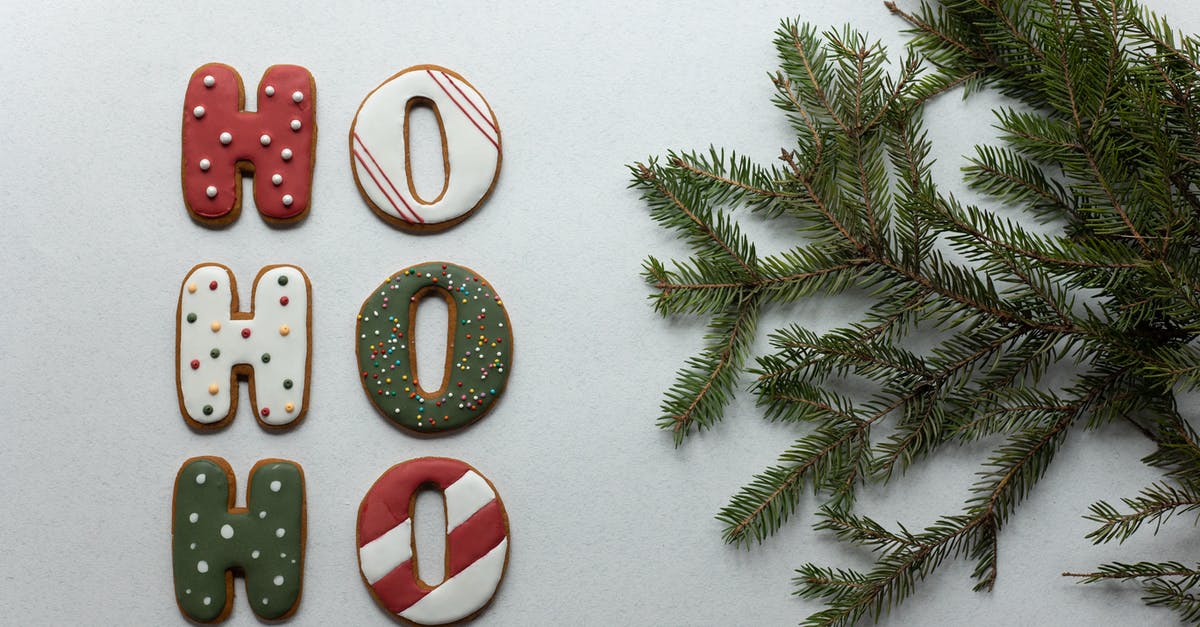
[350,65,501,229]
[173,457,305,623]
[358,458,509,625]
[176,264,310,428]
[182,63,316,222]
[356,262,512,434]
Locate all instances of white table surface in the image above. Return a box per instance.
[1,1,1196,625]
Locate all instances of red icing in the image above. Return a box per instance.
[182,63,316,221]
[357,457,508,614]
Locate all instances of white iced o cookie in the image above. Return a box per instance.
[176,263,311,429]
[350,65,501,232]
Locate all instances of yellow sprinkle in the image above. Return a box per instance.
[285,403,294,412]
[187,283,197,294]
[208,383,219,395]
[210,321,221,332]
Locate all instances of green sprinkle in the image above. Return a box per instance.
[278,275,288,286]
[210,348,220,359]
[202,405,213,416]
[283,379,293,390]
[261,353,271,363]
[187,313,197,323]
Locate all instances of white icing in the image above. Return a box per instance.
[444,471,495,532]
[351,66,500,225]
[399,539,508,624]
[199,158,211,171]
[189,512,199,523]
[203,596,211,606]
[219,131,232,145]
[274,575,284,586]
[203,75,215,88]
[220,524,234,539]
[177,265,309,425]
[359,519,413,584]
[196,473,206,485]
[270,480,282,492]
[276,528,286,538]
[251,550,260,559]
[197,560,209,573]
[193,106,205,118]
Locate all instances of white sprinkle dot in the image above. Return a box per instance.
[273,575,284,586]
[251,550,260,559]
[203,75,215,87]
[203,597,211,606]
[265,85,276,97]
[195,473,206,485]
[292,90,303,103]
[197,560,209,573]
[220,524,234,539]
[282,194,293,207]
[269,480,282,492]
[272,174,283,186]
[189,512,198,523]
[205,186,217,198]
[192,106,205,119]
[190,542,196,550]
[219,132,232,145]
[290,119,301,131]
[199,158,211,171]
[260,133,271,146]
[185,588,191,594]
[259,510,267,519]
[275,528,286,538]
[281,148,293,161]
[262,598,269,605]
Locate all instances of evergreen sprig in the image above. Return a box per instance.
[631,1,1200,623]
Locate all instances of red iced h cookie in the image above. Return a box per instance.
[181,63,317,224]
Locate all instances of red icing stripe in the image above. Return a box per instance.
[446,499,506,577]
[358,459,472,546]
[440,72,497,132]
[371,560,428,613]
[353,148,422,223]
[425,70,499,149]
[353,134,424,223]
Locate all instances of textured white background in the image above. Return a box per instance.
[1,1,1197,625]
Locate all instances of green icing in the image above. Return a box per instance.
[356,262,513,434]
[172,458,304,622]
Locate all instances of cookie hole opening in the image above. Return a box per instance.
[411,287,451,397]
[412,486,446,586]
[404,98,448,205]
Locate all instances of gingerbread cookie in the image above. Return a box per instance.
[356,262,512,434]
[182,63,317,225]
[176,263,311,430]
[350,65,501,232]
[173,457,306,623]
[357,457,509,625]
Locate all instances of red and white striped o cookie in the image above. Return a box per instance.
[350,65,501,232]
[357,458,509,625]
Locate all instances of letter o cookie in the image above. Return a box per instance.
[357,457,510,625]
[356,262,512,434]
[350,65,501,231]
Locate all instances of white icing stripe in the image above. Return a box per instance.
[177,265,309,426]
[350,66,500,226]
[399,538,507,624]
[359,519,413,584]
[444,471,495,533]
